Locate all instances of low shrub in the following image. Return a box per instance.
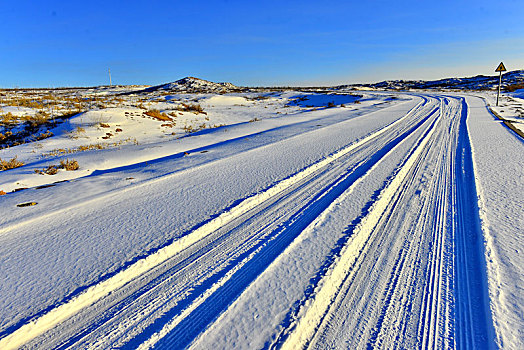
[1,112,17,126]
[45,165,58,175]
[176,103,207,115]
[506,84,524,92]
[35,130,53,141]
[145,109,172,121]
[29,111,49,128]
[35,159,79,174]
[60,159,79,171]
[0,156,24,171]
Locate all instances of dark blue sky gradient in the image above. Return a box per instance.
[1,0,523,87]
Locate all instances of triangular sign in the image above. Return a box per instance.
[495,62,507,72]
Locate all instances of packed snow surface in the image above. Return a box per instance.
[0,87,522,349]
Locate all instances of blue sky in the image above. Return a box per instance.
[1,0,523,87]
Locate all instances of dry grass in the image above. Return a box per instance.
[60,159,79,170]
[36,165,58,175]
[35,159,79,175]
[182,123,209,133]
[145,109,172,121]
[66,126,86,139]
[42,137,139,157]
[0,156,24,171]
[506,84,524,93]
[35,130,53,141]
[176,103,207,115]
[24,111,49,128]
[1,112,17,126]
[2,97,44,109]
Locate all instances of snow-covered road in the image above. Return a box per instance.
[1,92,520,349]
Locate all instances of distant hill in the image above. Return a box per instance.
[126,71,524,94]
[339,70,524,91]
[139,77,239,93]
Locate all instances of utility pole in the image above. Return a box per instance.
[495,62,507,106]
[108,68,112,87]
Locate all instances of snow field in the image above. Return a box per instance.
[0,89,521,349]
[189,96,441,350]
[281,105,439,350]
[0,92,413,348]
[466,96,524,349]
[142,99,434,349]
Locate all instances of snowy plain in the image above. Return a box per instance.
[0,85,522,349]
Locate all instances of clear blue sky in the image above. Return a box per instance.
[1,0,523,87]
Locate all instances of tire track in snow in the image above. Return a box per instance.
[133,99,439,350]
[56,163,353,349]
[73,99,438,350]
[0,98,429,350]
[0,97,418,340]
[453,98,495,348]
[279,99,440,350]
[264,98,441,349]
[366,97,458,349]
[273,96,494,349]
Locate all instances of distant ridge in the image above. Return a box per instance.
[339,69,524,91]
[139,77,239,93]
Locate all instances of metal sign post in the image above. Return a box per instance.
[495,62,507,106]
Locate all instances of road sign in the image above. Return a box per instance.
[495,62,507,72]
[495,62,506,106]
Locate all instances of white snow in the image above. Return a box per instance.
[466,95,524,349]
[0,86,522,349]
[0,106,37,116]
[201,95,250,106]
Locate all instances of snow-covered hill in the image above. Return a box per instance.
[339,69,524,91]
[140,77,240,93]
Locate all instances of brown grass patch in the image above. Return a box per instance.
[145,109,172,121]
[35,130,54,141]
[0,156,24,171]
[0,112,18,126]
[176,103,207,115]
[42,138,139,157]
[60,159,79,171]
[35,159,79,175]
[506,84,524,93]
